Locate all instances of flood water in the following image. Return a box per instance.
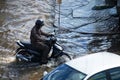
[0,0,120,80]
[0,0,56,79]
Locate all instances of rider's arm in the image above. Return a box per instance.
[31,27,47,42]
[36,33,47,41]
[41,30,53,37]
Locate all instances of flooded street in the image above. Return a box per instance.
[0,0,55,79]
[0,0,120,80]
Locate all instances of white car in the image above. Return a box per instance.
[41,52,120,80]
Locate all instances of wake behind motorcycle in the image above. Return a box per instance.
[15,36,71,65]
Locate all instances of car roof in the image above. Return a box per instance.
[65,52,120,77]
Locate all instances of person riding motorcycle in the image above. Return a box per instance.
[30,20,53,64]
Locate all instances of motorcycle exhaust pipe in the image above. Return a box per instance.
[16,54,29,61]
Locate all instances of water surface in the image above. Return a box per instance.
[0,0,120,80]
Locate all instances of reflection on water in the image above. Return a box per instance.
[0,0,120,80]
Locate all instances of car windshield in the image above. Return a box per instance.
[43,64,87,80]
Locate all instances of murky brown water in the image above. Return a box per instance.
[0,0,120,80]
[0,0,56,80]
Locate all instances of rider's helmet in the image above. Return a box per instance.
[35,19,44,28]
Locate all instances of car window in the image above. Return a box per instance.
[88,72,107,80]
[109,67,120,80]
[43,64,86,80]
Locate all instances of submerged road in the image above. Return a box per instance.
[54,0,120,54]
[0,0,120,80]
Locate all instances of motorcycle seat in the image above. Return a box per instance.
[17,40,42,53]
[17,41,31,47]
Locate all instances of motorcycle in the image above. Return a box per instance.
[15,36,71,64]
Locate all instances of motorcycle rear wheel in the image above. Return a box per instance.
[16,49,32,62]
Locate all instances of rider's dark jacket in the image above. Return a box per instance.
[30,23,52,63]
[30,25,51,45]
